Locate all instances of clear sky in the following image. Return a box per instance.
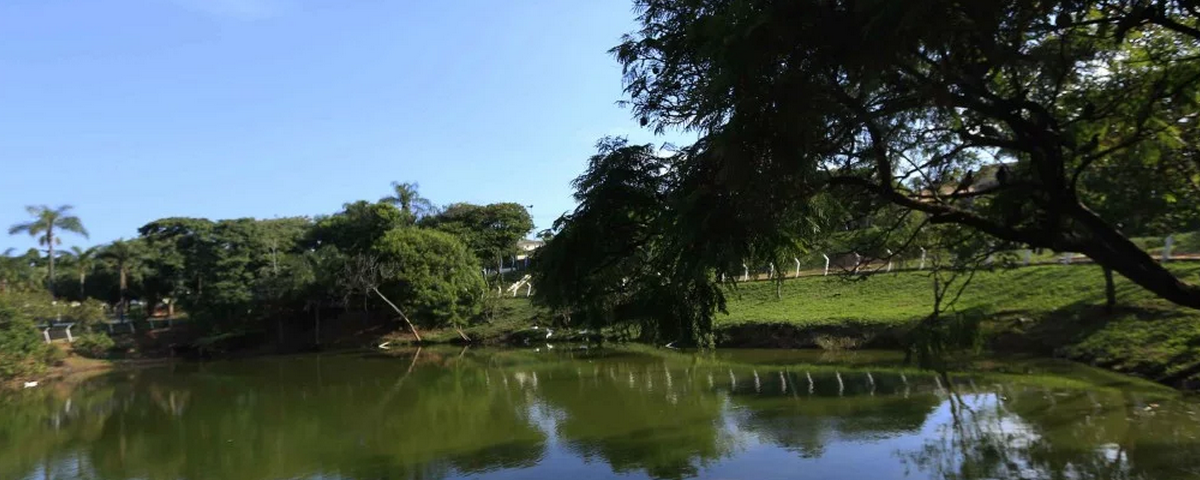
[0,0,684,253]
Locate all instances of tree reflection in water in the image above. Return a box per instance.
[901,378,1200,480]
[2,348,1198,480]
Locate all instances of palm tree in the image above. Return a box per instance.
[101,239,141,320]
[8,205,89,296]
[63,245,100,298]
[380,181,434,217]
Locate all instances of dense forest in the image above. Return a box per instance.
[1,182,534,377]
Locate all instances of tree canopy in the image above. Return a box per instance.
[609,0,1200,308]
[373,227,486,329]
[421,202,534,270]
[308,201,408,255]
[8,205,88,296]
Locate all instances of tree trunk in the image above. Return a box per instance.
[46,229,54,297]
[371,287,421,342]
[314,304,321,346]
[866,174,1200,310]
[1104,266,1116,313]
[119,267,127,321]
[1069,205,1200,309]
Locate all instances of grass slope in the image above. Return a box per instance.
[719,264,1200,326]
[717,264,1200,386]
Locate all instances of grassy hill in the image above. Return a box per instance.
[717,264,1200,387]
[720,264,1198,326]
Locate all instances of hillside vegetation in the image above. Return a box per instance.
[716,264,1200,387]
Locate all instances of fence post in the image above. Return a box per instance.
[793,257,801,278]
[1163,235,1175,262]
[742,263,749,282]
[769,263,776,279]
[65,323,74,343]
[886,249,894,272]
[42,326,51,344]
[1061,252,1072,265]
[1023,249,1032,266]
[853,252,862,273]
[822,254,830,276]
[919,248,926,270]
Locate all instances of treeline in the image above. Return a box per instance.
[1,182,533,370]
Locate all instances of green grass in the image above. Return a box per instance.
[719,264,1200,327]
[717,264,1200,386]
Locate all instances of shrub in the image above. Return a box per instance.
[42,344,67,366]
[0,301,53,379]
[64,299,108,327]
[72,333,114,359]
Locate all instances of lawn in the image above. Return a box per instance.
[717,263,1200,327]
[716,263,1200,386]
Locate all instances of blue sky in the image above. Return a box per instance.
[0,0,685,253]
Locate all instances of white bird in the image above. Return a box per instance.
[377,341,391,350]
[23,381,38,389]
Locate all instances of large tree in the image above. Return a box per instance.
[7,205,88,296]
[421,202,534,275]
[373,227,485,331]
[101,239,143,319]
[613,0,1200,308]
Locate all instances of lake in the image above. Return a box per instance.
[4,347,1199,480]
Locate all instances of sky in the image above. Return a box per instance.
[0,0,688,253]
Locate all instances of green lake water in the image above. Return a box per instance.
[4,347,1200,480]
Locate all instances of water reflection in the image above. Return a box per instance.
[2,348,1198,480]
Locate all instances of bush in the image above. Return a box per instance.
[64,299,108,327]
[0,301,53,379]
[42,344,67,366]
[72,333,114,359]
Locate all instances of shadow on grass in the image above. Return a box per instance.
[989,298,1200,387]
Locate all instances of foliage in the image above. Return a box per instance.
[59,245,100,300]
[308,201,406,255]
[612,0,1200,311]
[380,181,435,218]
[0,299,53,379]
[7,205,88,296]
[137,217,216,309]
[72,332,114,359]
[0,248,45,294]
[65,299,107,328]
[373,227,485,328]
[421,202,533,271]
[531,137,817,345]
